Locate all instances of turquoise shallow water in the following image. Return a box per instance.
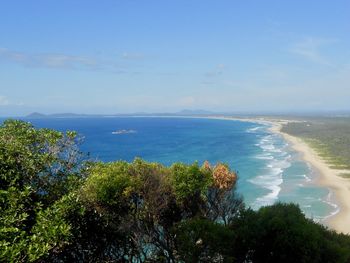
[1,116,338,221]
[246,126,338,222]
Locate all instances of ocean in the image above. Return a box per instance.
[2,116,338,222]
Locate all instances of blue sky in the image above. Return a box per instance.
[0,0,349,116]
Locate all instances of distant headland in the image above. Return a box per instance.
[25,109,216,119]
[24,109,350,119]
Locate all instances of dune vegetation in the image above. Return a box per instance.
[281,117,350,173]
[1,119,350,262]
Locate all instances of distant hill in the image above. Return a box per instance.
[25,112,99,118]
[25,110,218,119]
[26,112,48,118]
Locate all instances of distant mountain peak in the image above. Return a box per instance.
[26,112,47,118]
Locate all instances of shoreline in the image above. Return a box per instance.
[21,114,350,233]
[200,116,350,234]
[70,114,350,233]
[267,120,350,234]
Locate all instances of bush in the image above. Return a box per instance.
[0,120,84,262]
[230,203,350,262]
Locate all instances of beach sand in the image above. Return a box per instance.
[268,120,350,234]
[201,115,350,233]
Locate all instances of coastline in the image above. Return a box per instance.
[23,114,350,233]
[267,120,350,234]
[131,115,350,233]
[201,116,350,234]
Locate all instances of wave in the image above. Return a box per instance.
[247,124,338,222]
[249,157,290,207]
[297,190,340,223]
[320,191,340,221]
[300,174,312,182]
[255,154,274,160]
[255,135,289,155]
[250,131,292,208]
[249,174,283,207]
[302,205,312,208]
[246,126,263,133]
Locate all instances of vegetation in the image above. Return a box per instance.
[0,119,85,262]
[282,117,350,170]
[1,119,350,262]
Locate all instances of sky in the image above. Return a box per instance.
[0,0,349,116]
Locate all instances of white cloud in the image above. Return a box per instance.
[0,96,9,106]
[0,47,132,72]
[217,63,350,111]
[205,64,226,77]
[41,54,97,69]
[289,37,338,66]
[121,52,145,60]
[0,95,25,107]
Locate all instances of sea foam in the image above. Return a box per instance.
[249,127,291,208]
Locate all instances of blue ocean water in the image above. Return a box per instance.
[2,117,338,221]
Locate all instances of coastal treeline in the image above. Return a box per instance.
[1,120,350,262]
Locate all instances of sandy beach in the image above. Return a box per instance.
[266,120,350,234]
[195,115,350,233]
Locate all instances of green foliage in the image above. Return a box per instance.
[82,161,135,208]
[0,119,84,200]
[175,219,234,262]
[169,162,212,201]
[71,159,240,261]
[0,120,84,262]
[26,196,73,262]
[0,186,33,262]
[0,187,75,262]
[230,203,350,262]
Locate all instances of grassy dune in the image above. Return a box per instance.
[281,117,350,172]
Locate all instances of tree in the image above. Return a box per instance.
[0,120,85,262]
[174,219,235,262]
[203,162,243,226]
[229,203,350,262]
[69,159,243,262]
